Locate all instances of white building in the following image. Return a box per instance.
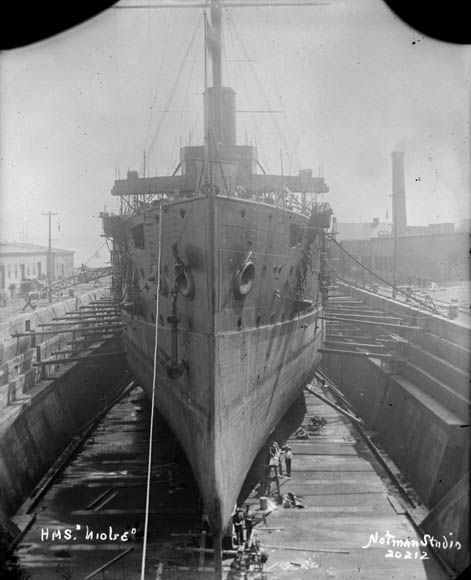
[0,242,74,294]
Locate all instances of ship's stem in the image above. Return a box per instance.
[213,532,223,580]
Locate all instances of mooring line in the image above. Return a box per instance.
[140,207,163,580]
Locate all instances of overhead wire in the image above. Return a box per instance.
[224,8,267,164]
[225,7,297,173]
[166,20,203,174]
[146,14,203,166]
[143,9,170,152]
[83,240,108,266]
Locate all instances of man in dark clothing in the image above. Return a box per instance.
[284,445,292,477]
[233,508,245,546]
[244,504,253,543]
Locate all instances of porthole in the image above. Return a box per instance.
[233,261,255,299]
[176,267,195,299]
[159,270,169,297]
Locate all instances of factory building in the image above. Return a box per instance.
[333,151,470,286]
[335,228,468,285]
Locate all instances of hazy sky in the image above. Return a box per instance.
[1,0,470,264]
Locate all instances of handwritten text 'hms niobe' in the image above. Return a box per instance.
[40,525,136,542]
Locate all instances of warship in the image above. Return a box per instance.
[101,0,331,556]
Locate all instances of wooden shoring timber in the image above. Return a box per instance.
[326,298,365,304]
[325,337,372,343]
[321,316,419,330]
[37,321,119,328]
[325,332,371,338]
[53,314,121,321]
[67,335,118,345]
[260,543,349,555]
[319,347,394,359]
[325,309,385,316]
[51,346,103,355]
[34,351,127,365]
[323,313,402,322]
[12,325,123,337]
[84,548,134,580]
[325,340,386,350]
[325,308,387,316]
[79,305,119,310]
[304,390,363,424]
[325,330,369,336]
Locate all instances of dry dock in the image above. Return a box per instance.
[8,382,455,579]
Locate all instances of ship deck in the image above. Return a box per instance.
[10,385,452,579]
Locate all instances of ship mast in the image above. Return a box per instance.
[204,0,230,153]
[209,0,223,144]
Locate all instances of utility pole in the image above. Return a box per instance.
[42,211,58,303]
[391,151,406,299]
[392,196,398,299]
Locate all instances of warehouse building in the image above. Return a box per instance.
[0,242,74,295]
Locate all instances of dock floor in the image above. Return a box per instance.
[11,385,453,579]
[249,386,452,580]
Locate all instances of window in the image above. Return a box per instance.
[289,222,303,247]
[131,223,145,250]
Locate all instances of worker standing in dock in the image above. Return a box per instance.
[233,507,245,546]
[244,504,254,544]
[284,445,292,477]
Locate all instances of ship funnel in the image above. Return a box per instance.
[391,151,407,234]
[204,86,236,146]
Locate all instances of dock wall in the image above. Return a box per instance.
[321,283,469,574]
[0,288,110,409]
[0,289,129,518]
[0,337,128,517]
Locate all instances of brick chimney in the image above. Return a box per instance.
[392,151,407,234]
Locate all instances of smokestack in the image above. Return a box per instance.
[204,86,236,146]
[391,151,407,234]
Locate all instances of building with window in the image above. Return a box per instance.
[0,243,74,294]
[333,223,469,285]
[333,151,469,286]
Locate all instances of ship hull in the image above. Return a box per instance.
[122,306,323,531]
[110,194,326,532]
